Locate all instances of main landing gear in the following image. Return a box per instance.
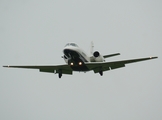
[99,71,103,76]
[58,73,62,78]
[58,69,62,78]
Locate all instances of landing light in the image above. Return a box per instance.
[79,62,82,65]
[70,62,74,66]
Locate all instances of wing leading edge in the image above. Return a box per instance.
[85,56,158,73]
[3,64,73,75]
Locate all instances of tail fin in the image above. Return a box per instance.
[90,41,94,55]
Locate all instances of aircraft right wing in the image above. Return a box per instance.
[85,56,158,73]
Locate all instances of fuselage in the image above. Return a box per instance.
[62,43,91,71]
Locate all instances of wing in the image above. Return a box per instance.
[85,56,158,73]
[3,64,73,75]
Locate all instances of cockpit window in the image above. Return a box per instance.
[70,43,78,47]
[65,43,78,47]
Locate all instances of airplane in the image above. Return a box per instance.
[3,42,158,78]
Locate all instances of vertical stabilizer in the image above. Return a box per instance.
[90,41,94,55]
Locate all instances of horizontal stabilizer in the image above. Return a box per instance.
[103,53,120,58]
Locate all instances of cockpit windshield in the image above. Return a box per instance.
[65,43,79,47]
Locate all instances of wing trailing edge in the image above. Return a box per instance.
[85,56,158,73]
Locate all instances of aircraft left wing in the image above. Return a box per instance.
[3,64,73,75]
[85,56,158,73]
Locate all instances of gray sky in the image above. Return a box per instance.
[0,0,161,120]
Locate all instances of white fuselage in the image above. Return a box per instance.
[62,43,105,71]
[63,45,89,63]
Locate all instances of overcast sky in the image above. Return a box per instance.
[0,0,162,120]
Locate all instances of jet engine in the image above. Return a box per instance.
[92,51,104,62]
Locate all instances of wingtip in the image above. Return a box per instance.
[150,56,158,59]
[3,65,10,68]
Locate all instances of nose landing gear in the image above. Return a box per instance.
[57,69,62,78]
[58,73,62,78]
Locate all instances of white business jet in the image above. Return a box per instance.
[3,43,157,78]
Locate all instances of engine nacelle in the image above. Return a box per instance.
[93,51,100,57]
[92,51,104,62]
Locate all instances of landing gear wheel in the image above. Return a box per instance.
[58,73,62,78]
[99,71,103,76]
